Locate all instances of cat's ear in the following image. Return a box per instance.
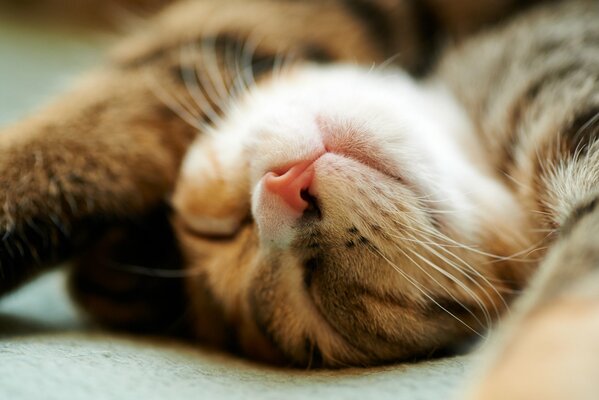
[171,134,250,237]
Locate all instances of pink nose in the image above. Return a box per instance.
[263,160,315,214]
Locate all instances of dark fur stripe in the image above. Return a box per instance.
[303,257,318,289]
[341,0,440,74]
[500,65,574,172]
[122,33,335,72]
[343,283,415,310]
[500,62,598,172]
[341,0,394,54]
[422,296,483,322]
[407,0,441,75]
[560,196,599,236]
[304,338,324,368]
[563,107,599,157]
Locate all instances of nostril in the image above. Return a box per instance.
[263,160,315,214]
[300,189,322,220]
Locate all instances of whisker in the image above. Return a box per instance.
[199,34,232,113]
[401,244,490,328]
[273,49,297,82]
[412,231,508,298]
[181,44,224,127]
[143,68,204,131]
[375,52,403,71]
[109,261,195,278]
[160,52,207,119]
[373,218,496,325]
[362,203,512,320]
[224,38,244,100]
[406,239,497,324]
[240,31,263,89]
[364,245,484,338]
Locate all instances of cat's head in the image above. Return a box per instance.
[172,64,530,366]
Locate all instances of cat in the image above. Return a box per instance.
[1,0,598,397]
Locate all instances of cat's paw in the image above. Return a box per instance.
[465,298,599,400]
[0,130,106,294]
[0,171,72,294]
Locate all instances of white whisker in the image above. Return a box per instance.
[375,52,403,71]
[406,241,495,325]
[181,44,224,127]
[199,35,231,112]
[364,244,484,338]
[143,68,204,131]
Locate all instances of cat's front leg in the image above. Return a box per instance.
[0,66,198,296]
[466,196,599,400]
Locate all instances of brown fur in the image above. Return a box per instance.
[0,0,175,27]
[1,0,599,395]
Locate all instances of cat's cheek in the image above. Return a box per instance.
[252,179,302,248]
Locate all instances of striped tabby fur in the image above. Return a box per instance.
[1,0,598,396]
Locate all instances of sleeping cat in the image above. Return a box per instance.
[1,0,599,397]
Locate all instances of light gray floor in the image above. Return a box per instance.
[0,18,106,125]
[0,17,473,400]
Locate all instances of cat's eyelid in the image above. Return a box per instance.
[179,213,251,240]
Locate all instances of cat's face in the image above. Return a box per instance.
[172,64,530,366]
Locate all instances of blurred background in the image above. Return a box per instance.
[0,17,104,125]
[0,0,179,125]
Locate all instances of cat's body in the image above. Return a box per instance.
[1,0,598,397]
